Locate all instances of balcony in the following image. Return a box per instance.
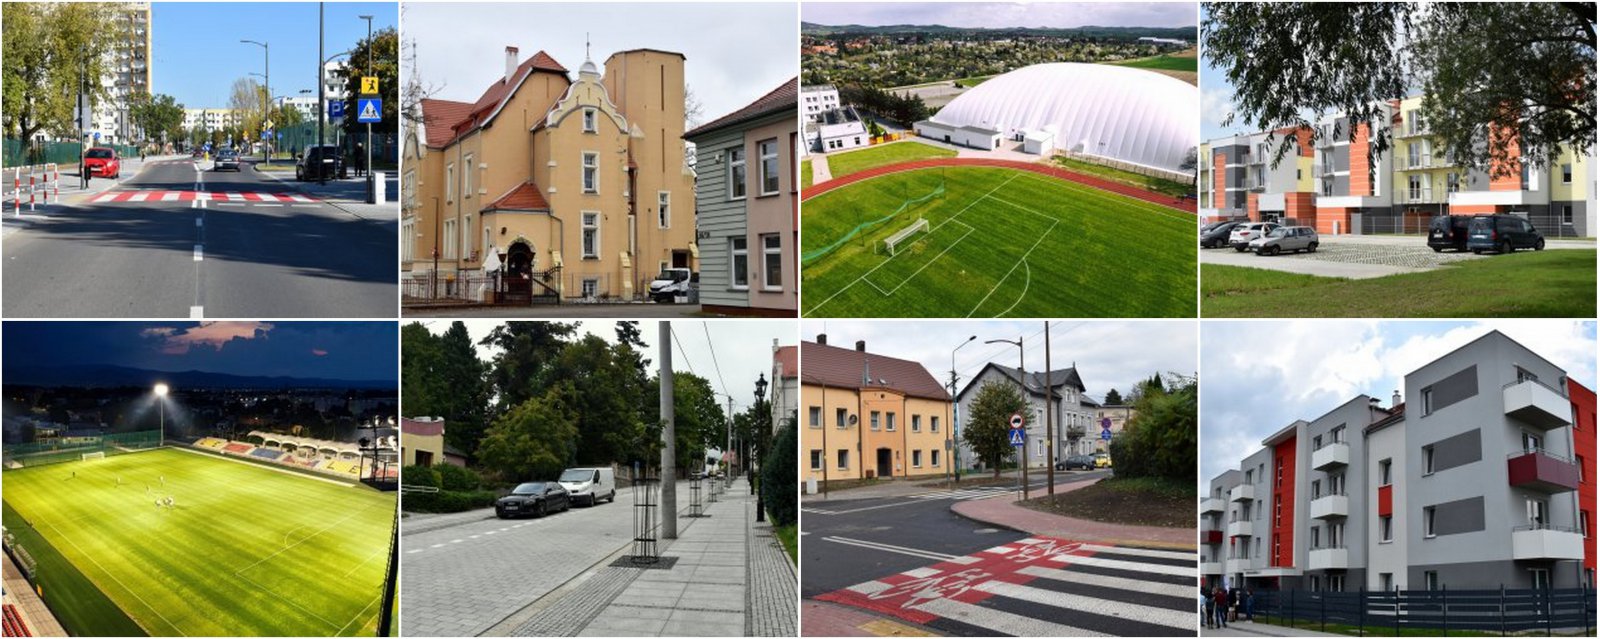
[1228,519,1255,538]
[1309,494,1349,519]
[1230,484,1256,503]
[1506,450,1581,493]
[1311,441,1350,470]
[1200,497,1226,514]
[1201,561,1223,576]
[1503,379,1573,430]
[1202,529,1225,545]
[1511,526,1584,561]
[1308,547,1350,570]
[1224,558,1249,575]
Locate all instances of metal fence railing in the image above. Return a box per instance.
[2,429,164,468]
[1251,587,1595,635]
[3,138,140,169]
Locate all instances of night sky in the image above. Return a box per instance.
[3,322,397,383]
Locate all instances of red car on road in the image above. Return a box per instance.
[83,147,120,179]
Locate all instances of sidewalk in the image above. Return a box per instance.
[504,477,797,637]
[2,153,188,237]
[253,160,398,222]
[2,552,68,636]
[950,476,1197,549]
[1204,620,1344,637]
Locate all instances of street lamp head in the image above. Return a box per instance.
[153,383,169,397]
[754,373,767,402]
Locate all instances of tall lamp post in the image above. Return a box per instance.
[949,335,976,483]
[754,373,767,522]
[984,336,1029,500]
[240,39,270,162]
[153,383,169,445]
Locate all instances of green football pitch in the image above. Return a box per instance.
[801,166,1198,317]
[2,447,394,636]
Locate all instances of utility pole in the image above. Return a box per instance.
[950,335,975,484]
[1045,322,1055,496]
[316,2,325,185]
[659,321,677,540]
[726,395,734,487]
[1019,338,1028,502]
[359,14,374,199]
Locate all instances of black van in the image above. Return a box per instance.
[1467,215,1545,254]
[1426,215,1471,252]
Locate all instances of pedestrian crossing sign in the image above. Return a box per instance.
[1008,428,1025,447]
[356,98,382,123]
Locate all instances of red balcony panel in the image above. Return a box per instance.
[1377,485,1393,517]
[1203,530,1224,545]
[1508,451,1580,493]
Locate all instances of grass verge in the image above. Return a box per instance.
[1018,476,1194,528]
[1202,250,1597,317]
[801,159,813,191]
[1051,155,1193,199]
[773,524,798,564]
[822,141,956,181]
[2,500,146,637]
[1251,616,1512,637]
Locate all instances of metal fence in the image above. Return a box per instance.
[1251,587,1595,635]
[272,122,397,168]
[1356,210,1586,238]
[2,430,163,467]
[3,138,140,169]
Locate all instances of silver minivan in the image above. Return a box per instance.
[557,467,617,506]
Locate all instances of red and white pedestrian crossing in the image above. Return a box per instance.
[816,536,1197,636]
[89,190,318,204]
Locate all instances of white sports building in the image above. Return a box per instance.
[913,63,1198,176]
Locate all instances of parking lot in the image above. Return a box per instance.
[1202,234,1593,279]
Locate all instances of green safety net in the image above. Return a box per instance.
[801,180,945,265]
[3,430,163,468]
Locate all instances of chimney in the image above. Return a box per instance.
[505,46,519,83]
[1368,397,1380,408]
[816,334,826,346]
[855,340,867,352]
[1392,390,1402,408]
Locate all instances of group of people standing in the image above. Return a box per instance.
[1203,584,1254,628]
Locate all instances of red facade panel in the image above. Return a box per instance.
[1272,436,1297,568]
[1568,379,1596,575]
[1377,484,1393,517]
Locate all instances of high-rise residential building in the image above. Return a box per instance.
[89,1,152,145]
[1204,330,1592,592]
[800,335,952,486]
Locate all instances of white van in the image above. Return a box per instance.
[557,467,616,506]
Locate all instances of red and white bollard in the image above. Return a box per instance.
[12,170,19,216]
[28,169,37,212]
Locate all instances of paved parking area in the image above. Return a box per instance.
[1201,235,1591,279]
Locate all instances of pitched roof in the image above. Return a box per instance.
[774,345,798,380]
[800,340,948,401]
[420,98,474,147]
[482,181,549,212]
[979,363,1086,397]
[401,417,445,437]
[433,51,569,148]
[685,77,798,140]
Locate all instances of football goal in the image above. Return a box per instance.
[883,218,931,256]
[82,451,106,462]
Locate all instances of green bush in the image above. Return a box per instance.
[434,463,481,491]
[401,464,440,489]
[1109,377,1196,483]
[402,489,498,513]
[760,423,797,526]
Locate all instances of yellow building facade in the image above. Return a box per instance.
[800,338,952,487]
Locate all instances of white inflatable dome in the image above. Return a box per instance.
[931,62,1198,174]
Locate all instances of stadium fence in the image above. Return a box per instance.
[2,431,162,468]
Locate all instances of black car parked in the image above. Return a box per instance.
[1055,454,1095,471]
[1200,221,1243,249]
[1467,214,1545,254]
[1427,215,1472,252]
[494,481,571,519]
[295,144,346,181]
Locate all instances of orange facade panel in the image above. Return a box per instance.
[1349,123,1372,197]
[1213,152,1227,209]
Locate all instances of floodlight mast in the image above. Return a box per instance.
[154,383,170,446]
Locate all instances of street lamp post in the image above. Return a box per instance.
[754,374,767,522]
[153,383,170,446]
[949,335,976,484]
[240,39,270,162]
[984,337,1028,500]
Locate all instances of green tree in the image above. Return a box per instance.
[1102,388,1123,406]
[2,2,121,149]
[544,334,650,466]
[649,372,726,474]
[334,27,400,137]
[760,422,797,525]
[1202,2,1595,177]
[480,321,577,409]
[401,322,491,458]
[477,387,578,482]
[130,92,185,145]
[1107,374,1196,482]
[963,380,1029,478]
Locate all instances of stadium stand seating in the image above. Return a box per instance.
[222,442,254,455]
[188,437,390,481]
[195,437,228,449]
[4,603,34,637]
[249,448,286,462]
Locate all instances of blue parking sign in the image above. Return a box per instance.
[329,100,345,120]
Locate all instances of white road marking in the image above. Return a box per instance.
[820,536,972,563]
[1077,543,1197,562]
[1017,565,1194,600]
[192,245,203,261]
[974,580,1194,630]
[161,192,179,201]
[195,217,202,227]
[911,597,1107,637]
[1047,552,1195,577]
[189,306,203,319]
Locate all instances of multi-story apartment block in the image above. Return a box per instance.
[801,335,952,486]
[1200,97,1595,237]
[955,363,1098,471]
[1204,331,1592,592]
[684,78,798,316]
[87,2,152,145]
[800,85,841,122]
[402,46,697,301]
[182,108,242,133]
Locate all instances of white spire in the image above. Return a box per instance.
[579,32,599,78]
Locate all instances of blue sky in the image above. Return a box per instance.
[802,2,1196,29]
[1197,2,1237,140]
[1199,320,1598,487]
[151,2,397,109]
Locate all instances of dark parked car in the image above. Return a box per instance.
[214,149,241,172]
[295,145,345,181]
[1427,215,1472,252]
[1055,454,1095,471]
[1467,215,1545,254]
[494,481,571,519]
[1200,221,1243,249]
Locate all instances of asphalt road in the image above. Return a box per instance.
[3,157,396,318]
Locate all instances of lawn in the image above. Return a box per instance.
[1110,49,1199,72]
[801,159,813,191]
[819,140,956,182]
[2,447,395,636]
[1052,155,1194,199]
[1202,250,1597,317]
[1019,476,1194,529]
[802,165,1197,317]
[774,524,797,564]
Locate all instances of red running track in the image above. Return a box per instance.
[802,157,1196,214]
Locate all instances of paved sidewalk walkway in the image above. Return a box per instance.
[2,154,189,237]
[254,161,398,222]
[951,476,1197,548]
[3,553,68,636]
[810,154,833,184]
[1204,620,1344,637]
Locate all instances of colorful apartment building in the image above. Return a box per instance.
[684,78,799,316]
[800,336,952,486]
[1203,331,1591,592]
[1199,97,1595,237]
[401,46,697,302]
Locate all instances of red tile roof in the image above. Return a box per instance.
[482,181,550,212]
[684,77,798,139]
[774,345,798,380]
[429,51,569,148]
[420,99,474,147]
[801,340,948,401]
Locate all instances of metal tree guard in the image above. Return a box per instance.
[686,472,709,518]
[628,464,660,564]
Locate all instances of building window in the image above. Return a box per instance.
[759,138,779,195]
[931,416,940,433]
[912,450,922,468]
[730,236,749,289]
[1423,445,1436,475]
[1425,571,1440,591]
[1563,205,1574,225]
[463,153,474,198]
[1562,163,1573,184]
[1379,573,1394,592]
[886,412,896,431]
[1379,458,1392,486]
[461,214,473,259]
[581,152,598,193]
[583,107,597,133]
[870,411,880,430]
[442,219,457,259]
[1446,172,1460,193]
[809,450,822,471]
[808,406,821,428]
[1530,569,1550,590]
[1578,455,1586,482]
[837,449,849,470]
[931,450,941,467]
[835,408,847,428]
[1522,431,1543,454]
[581,212,599,259]
[1424,506,1437,538]
[1422,388,1434,415]
[581,278,598,298]
[446,162,455,202]
[1581,510,1591,538]
[1311,479,1322,499]
[1380,515,1393,542]
[655,191,670,228]
[762,234,782,291]
[912,415,922,432]
[728,147,746,198]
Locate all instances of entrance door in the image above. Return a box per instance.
[503,241,535,303]
[876,448,893,479]
[671,249,690,269]
[1350,213,1364,234]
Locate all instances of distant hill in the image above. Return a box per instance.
[801,22,1196,41]
[2,364,394,390]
